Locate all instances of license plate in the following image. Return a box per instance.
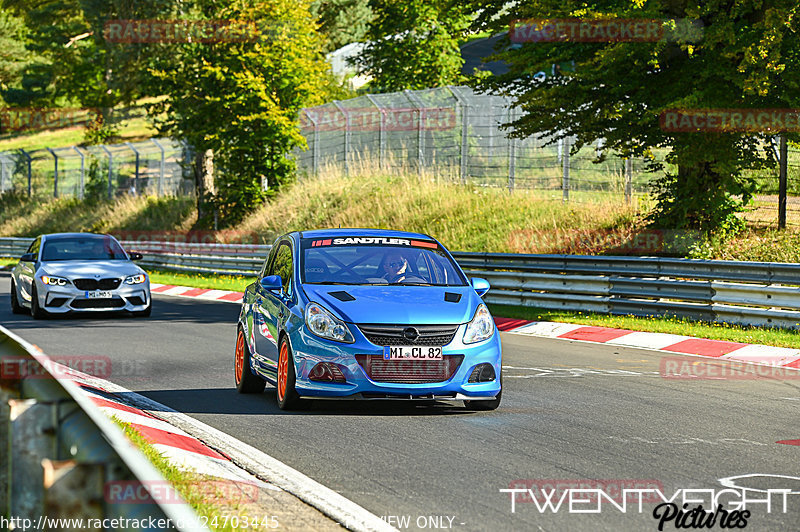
[383,346,443,360]
[85,291,112,299]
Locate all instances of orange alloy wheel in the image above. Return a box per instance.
[235,330,245,385]
[278,342,288,402]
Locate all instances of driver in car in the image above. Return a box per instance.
[382,253,409,283]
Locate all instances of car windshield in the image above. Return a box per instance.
[301,238,466,286]
[41,236,128,261]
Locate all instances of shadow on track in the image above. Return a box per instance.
[122,387,474,417]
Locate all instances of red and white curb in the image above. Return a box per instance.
[53,363,395,532]
[150,283,244,303]
[495,318,800,369]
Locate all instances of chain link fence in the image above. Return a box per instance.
[296,85,656,201]
[0,138,193,199]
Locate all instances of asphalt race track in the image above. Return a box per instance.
[2,273,799,531]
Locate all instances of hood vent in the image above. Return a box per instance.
[329,290,356,302]
[444,292,462,303]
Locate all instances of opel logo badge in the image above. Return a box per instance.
[403,327,420,341]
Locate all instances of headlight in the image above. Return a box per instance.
[463,303,494,344]
[125,273,147,284]
[41,275,68,286]
[305,303,354,343]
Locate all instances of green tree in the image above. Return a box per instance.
[151,0,332,227]
[0,8,32,100]
[357,0,471,91]
[311,0,373,53]
[470,0,800,233]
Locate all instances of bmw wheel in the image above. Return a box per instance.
[10,280,24,315]
[30,286,49,320]
[235,328,266,394]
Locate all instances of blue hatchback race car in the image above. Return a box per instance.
[234,229,501,410]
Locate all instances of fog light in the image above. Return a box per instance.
[308,362,346,383]
[468,363,496,383]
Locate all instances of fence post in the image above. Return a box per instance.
[125,142,140,195]
[72,146,85,200]
[624,157,633,204]
[46,148,58,198]
[151,139,165,196]
[365,94,385,170]
[304,111,320,175]
[562,137,570,202]
[779,134,788,230]
[19,149,32,197]
[508,106,517,193]
[99,145,113,199]
[332,101,350,176]
[404,90,426,175]
[447,86,469,184]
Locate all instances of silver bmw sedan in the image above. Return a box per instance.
[10,232,151,318]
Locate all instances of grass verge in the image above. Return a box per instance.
[489,303,800,349]
[114,419,255,532]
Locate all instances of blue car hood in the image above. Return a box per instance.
[302,284,479,325]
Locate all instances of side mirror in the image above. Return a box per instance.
[128,252,143,261]
[470,277,491,297]
[20,253,35,262]
[260,274,282,291]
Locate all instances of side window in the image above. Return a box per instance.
[27,237,41,258]
[260,244,278,278]
[268,242,293,296]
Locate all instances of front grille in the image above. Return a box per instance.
[357,324,459,346]
[355,354,463,383]
[70,298,126,309]
[73,278,122,291]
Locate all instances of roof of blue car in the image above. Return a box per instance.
[299,228,434,240]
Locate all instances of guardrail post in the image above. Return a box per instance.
[1,390,11,516]
[151,139,166,196]
[561,137,570,202]
[46,148,58,198]
[72,146,85,200]
[9,399,56,522]
[19,149,32,197]
[624,158,633,204]
[42,459,105,523]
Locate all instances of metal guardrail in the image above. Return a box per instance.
[0,325,206,530]
[4,237,800,328]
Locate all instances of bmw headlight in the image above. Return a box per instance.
[41,275,68,286]
[463,303,494,344]
[305,303,354,343]
[125,273,147,285]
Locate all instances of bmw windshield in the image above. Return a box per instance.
[300,237,467,286]
[41,236,128,261]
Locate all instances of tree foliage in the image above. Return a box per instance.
[151,0,332,227]
[311,0,373,53]
[470,0,800,232]
[357,0,471,92]
[0,8,32,100]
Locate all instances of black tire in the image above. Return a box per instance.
[277,336,305,410]
[30,286,49,320]
[10,280,25,315]
[235,328,266,394]
[465,372,502,411]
